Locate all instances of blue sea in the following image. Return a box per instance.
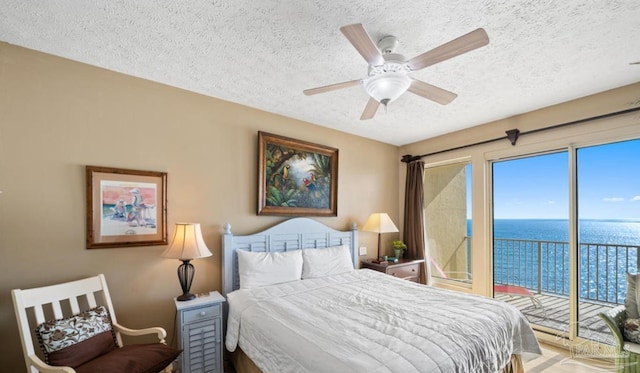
[491,219,640,246]
[487,219,640,304]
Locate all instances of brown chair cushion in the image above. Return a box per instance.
[49,331,117,367]
[75,343,182,373]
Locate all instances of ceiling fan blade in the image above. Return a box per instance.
[360,97,380,120]
[340,24,384,66]
[303,79,361,96]
[407,79,458,105]
[407,28,489,71]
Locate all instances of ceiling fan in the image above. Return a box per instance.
[303,24,489,120]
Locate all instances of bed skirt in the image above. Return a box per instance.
[230,347,262,373]
[229,347,525,373]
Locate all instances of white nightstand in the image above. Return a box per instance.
[174,291,226,373]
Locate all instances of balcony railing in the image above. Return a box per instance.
[493,238,640,305]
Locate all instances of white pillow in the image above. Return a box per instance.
[237,249,303,290]
[302,245,354,279]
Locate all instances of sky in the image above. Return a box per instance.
[492,138,640,220]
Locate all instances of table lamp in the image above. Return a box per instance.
[362,213,399,263]
[161,223,212,301]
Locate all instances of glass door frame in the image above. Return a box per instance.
[487,132,640,343]
[488,148,575,337]
[567,144,578,340]
[417,111,639,344]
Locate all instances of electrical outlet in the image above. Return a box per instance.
[359,246,367,256]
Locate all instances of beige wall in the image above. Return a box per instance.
[400,82,640,159]
[0,42,400,371]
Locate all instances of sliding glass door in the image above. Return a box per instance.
[492,152,569,334]
[576,139,640,341]
[492,138,640,341]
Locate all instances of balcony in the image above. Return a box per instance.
[435,238,640,345]
[494,292,615,344]
[491,238,640,343]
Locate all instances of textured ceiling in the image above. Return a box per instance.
[1,1,639,145]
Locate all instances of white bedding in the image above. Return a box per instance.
[226,269,541,373]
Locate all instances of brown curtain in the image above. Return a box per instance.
[403,160,429,284]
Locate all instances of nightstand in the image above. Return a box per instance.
[361,258,425,282]
[174,291,226,373]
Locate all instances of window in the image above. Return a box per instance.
[424,162,472,283]
[415,109,638,343]
[490,138,640,340]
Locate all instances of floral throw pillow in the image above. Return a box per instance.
[623,318,640,343]
[35,305,118,367]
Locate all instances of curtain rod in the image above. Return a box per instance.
[401,106,640,163]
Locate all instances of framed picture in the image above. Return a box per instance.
[86,166,167,249]
[258,131,338,216]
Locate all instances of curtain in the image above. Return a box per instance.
[403,160,430,284]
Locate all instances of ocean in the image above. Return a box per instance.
[492,219,640,246]
[488,219,640,304]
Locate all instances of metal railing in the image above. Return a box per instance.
[493,238,640,305]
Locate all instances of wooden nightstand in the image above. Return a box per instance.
[174,291,226,373]
[361,258,425,282]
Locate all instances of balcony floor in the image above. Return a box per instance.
[495,292,616,345]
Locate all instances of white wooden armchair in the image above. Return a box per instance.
[12,274,181,373]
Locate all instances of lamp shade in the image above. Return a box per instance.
[162,223,212,260]
[362,213,399,233]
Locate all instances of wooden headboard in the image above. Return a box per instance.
[221,218,358,296]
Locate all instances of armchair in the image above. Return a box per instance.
[599,305,640,372]
[12,274,181,373]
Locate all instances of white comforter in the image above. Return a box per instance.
[226,269,541,373]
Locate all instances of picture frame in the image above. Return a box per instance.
[86,166,167,249]
[258,131,338,216]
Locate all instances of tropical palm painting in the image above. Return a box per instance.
[259,132,338,216]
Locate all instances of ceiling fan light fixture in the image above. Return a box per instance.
[304,24,490,120]
[364,72,411,105]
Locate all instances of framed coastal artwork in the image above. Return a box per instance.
[258,131,338,216]
[86,166,167,249]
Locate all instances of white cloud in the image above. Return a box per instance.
[603,197,625,202]
[632,196,640,202]
[546,200,556,205]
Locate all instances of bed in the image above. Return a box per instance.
[222,218,541,373]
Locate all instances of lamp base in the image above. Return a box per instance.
[176,259,196,302]
[177,292,196,302]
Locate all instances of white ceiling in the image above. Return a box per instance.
[1,1,639,146]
